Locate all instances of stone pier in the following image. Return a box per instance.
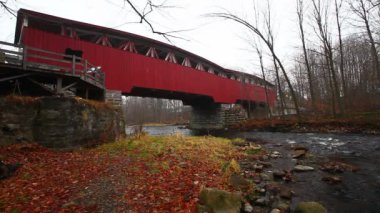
[189,103,249,131]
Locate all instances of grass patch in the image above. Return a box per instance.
[98,135,241,172]
[246,148,262,155]
[222,159,241,178]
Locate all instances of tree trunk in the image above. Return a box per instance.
[297,0,316,112]
[335,0,346,114]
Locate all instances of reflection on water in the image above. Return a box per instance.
[125,125,192,136]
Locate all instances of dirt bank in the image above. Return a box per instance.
[233,113,380,135]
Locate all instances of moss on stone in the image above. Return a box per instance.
[295,201,327,213]
[199,188,241,213]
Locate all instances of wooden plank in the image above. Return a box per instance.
[0,73,33,82]
[0,41,21,47]
[28,46,83,61]
[28,54,73,64]
[0,49,23,56]
[0,51,5,63]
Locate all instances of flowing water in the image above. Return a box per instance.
[126,125,380,213]
[229,132,380,213]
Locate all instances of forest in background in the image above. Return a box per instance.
[122,97,190,125]
[237,0,380,117]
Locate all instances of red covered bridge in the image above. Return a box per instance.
[7,9,276,107]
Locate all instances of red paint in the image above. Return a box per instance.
[22,28,276,105]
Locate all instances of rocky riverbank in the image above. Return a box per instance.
[233,114,380,135]
[2,130,377,212]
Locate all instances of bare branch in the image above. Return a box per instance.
[123,0,184,42]
[0,0,16,17]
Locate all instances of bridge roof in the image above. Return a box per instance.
[15,9,224,69]
[15,8,273,87]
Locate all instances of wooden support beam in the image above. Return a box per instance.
[61,82,78,92]
[57,78,63,93]
[27,78,55,94]
[146,47,158,58]
[182,58,191,67]
[0,73,33,82]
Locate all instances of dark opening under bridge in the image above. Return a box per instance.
[0,9,276,129]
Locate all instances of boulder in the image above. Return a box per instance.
[243,202,254,213]
[295,201,327,213]
[270,151,282,158]
[320,161,359,173]
[260,173,273,181]
[198,188,242,213]
[270,209,281,213]
[279,187,293,199]
[291,149,307,158]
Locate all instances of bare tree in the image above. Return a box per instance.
[123,0,183,41]
[311,0,343,116]
[349,0,380,84]
[296,0,317,112]
[334,0,346,113]
[209,1,301,118]
[254,43,273,118]
[0,0,16,17]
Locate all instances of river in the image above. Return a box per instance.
[126,125,380,213]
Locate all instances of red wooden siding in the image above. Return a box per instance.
[22,27,276,105]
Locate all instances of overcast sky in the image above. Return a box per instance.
[1,0,304,76]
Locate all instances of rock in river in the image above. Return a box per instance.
[294,165,315,172]
[321,175,342,184]
[279,187,293,199]
[295,201,327,213]
[270,209,281,213]
[270,151,282,158]
[291,149,307,158]
[243,202,254,213]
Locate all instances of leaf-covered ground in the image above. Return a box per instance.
[0,135,243,212]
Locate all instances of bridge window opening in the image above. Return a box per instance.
[108,37,124,48]
[77,33,96,42]
[28,18,61,35]
[156,49,167,60]
[135,44,148,55]
[64,48,83,62]
[177,55,184,64]
[190,60,197,68]
[218,72,227,78]
[207,67,215,74]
